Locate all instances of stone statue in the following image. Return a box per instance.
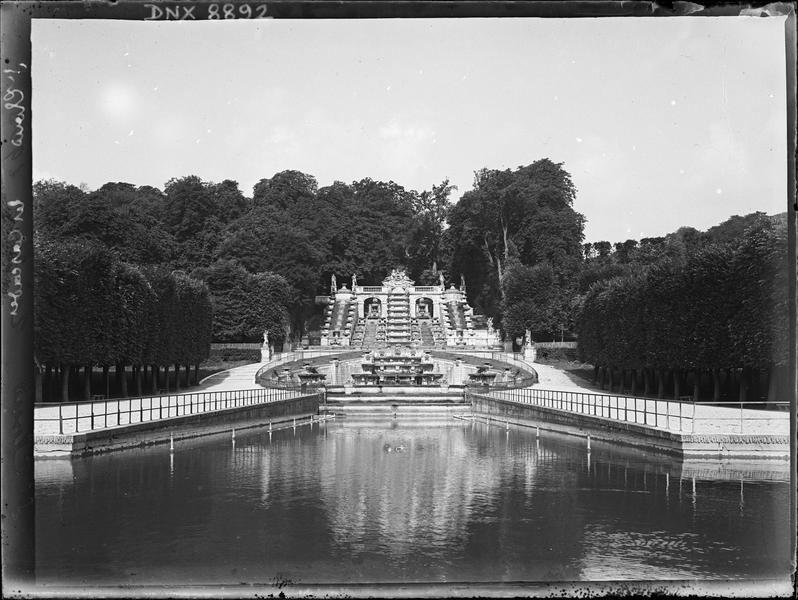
[486,317,494,334]
[351,273,357,289]
[331,274,337,294]
[439,272,445,288]
[460,274,466,293]
[261,329,272,362]
[524,329,537,362]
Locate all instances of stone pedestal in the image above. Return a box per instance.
[524,344,537,363]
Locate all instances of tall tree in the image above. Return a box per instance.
[405,178,456,279]
[192,260,291,346]
[448,158,584,331]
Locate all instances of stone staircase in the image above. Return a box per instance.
[351,318,366,346]
[386,292,411,344]
[409,318,422,344]
[419,319,435,346]
[329,298,352,332]
[361,319,379,347]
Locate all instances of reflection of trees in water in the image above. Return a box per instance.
[35,425,791,584]
[313,422,589,581]
[225,431,338,566]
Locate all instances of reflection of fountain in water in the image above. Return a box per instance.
[318,425,504,557]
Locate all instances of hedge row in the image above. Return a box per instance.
[35,239,213,401]
[576,220,789,403]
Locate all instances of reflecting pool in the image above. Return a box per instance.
[35,417,792,587]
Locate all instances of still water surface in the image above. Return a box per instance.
[36,417,792,586]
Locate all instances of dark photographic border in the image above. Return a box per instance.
[2,1,796,597]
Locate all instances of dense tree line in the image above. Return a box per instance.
[34,239,212,402]
[33,172,458,347]
[32,165,789,408]
[576,214,789,404]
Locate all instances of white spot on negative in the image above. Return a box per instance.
[716,188,723,194]
[670,99,677,106]
[576,137,583,143]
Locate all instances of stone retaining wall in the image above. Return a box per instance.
[470,394,789,459]
[35,393,321,459]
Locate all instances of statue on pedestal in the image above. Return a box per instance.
[460,274,466,294]
[486,317,494,334]
[351,273,357,290]
[331,274,337,295]
[523,328,536,362]
[261,329,272,362]
[439,272,445,288]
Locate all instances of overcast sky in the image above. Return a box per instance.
[32,16,787,242]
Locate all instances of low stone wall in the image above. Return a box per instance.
[470,394,789,459]
[35,393,321,459]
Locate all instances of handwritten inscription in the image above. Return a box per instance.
[3,64,27,147]
[6,201,25,316]
[3,62,29,319]
[145,3,268,20]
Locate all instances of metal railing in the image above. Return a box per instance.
[471,387,692,432]
[468,387,789,435]
[466,376,538,390]
[210,342,263,350]
[34,388,320,436]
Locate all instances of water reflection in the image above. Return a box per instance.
[35,419,792,587]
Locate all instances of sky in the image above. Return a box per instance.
[32,16,788,243]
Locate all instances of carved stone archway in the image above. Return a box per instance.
[364,297,382,318]
[415,297,434,318]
